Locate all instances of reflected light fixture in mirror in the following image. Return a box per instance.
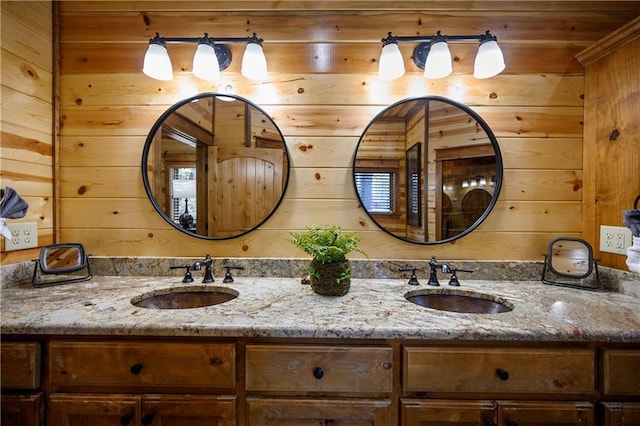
[378,30,505,80]
[143,32,268,82]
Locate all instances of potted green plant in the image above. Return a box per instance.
[288,225,367,296]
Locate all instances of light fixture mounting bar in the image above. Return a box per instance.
[148,32,263,46]
[389,30,496,44]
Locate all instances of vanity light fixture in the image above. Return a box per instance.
[378,30,505,81]
[143,32,268,82]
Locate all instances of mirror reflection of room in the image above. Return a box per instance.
[354,97,499,244]
[146,95,288,238]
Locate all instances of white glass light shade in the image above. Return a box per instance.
[143,43,173,81]
[378,43,405,81]
[423,41,452,79]
[473,40,505,79]
[241,42,268,80]
[192,43,221,81]
[172,180,196,198]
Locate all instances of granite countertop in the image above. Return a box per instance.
[1,276,639,342]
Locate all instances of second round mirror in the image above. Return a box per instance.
[353,96,502,244]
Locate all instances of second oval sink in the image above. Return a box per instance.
[405,289,513,314]
[132,286,238,309]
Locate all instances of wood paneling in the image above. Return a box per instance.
[0,1,53,263]
[3,1,639,264]
[579,17,640,269]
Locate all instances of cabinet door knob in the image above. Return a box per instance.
[141,412,155,425]
[496,368,509,381]
[507,421,518,426]
[485,421,497,426]
[130,363,144,375]
[313,367,324,379]
[120,413,133,425]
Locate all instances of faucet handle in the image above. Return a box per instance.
[447,267,473,286]
[222,265,244,283]
[399,267,420,285]
[169,265,194,283]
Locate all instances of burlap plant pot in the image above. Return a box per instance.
[309,259,351,296]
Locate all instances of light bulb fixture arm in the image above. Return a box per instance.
[388,30,495,44]
[148,32,262,46]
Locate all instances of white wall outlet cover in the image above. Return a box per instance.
[599,225,633,255]
[3,222,38,251]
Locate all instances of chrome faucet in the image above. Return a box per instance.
[427,256,451,286]
[192,254,214,283]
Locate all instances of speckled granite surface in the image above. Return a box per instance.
[2,275,639,342]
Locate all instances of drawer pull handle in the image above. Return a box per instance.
[141,412,155,425]
[313,367,324,379]
[383,362,392,370]
[120,413,134,425]
[130,363,144,375]
[496,368,509,381]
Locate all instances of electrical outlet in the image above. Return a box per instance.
[599,225,632,255]
[3,222,38,251]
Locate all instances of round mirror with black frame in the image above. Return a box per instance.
[142,93,289,240]
[353,96,502,244]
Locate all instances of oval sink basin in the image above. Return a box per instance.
[131,286,238,309]
[405,289,513,314]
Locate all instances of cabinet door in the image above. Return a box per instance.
[601,402,640,426]
[0,394,43,426]
[0,342,41,389]
[601,349,640,397]
[401,399,497,425]
[142,395,236,426]
[497,401,593,426]
[48,394,140,426]
[246,397,392,425]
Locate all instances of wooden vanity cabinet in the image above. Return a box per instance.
[46,340,237,425]
[401,346,596,426]
[600,349,640,426]
[245,344,394,424]
[0,342,44,426]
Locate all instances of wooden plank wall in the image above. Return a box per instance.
[0,1,54,265]
[3,1,640,265]
[578,19,640,270]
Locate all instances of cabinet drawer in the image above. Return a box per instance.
[246,345,393,394]
[0,342,41,389]
[49,341,235,391]
[403,347,594,394]
[601,349,640,396]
